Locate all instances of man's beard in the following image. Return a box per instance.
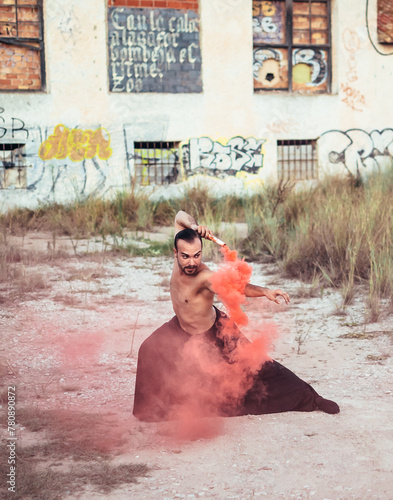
[177,258,198,275]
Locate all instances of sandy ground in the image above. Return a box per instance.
[1,233,393,500]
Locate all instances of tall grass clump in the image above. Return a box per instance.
[242,168,393,311]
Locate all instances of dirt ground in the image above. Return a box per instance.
[1,232,393,499]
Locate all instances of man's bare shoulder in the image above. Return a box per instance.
[197,262,212,275]
[195,265,214,290]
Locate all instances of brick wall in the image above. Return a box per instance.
[0,44,41,91]
[378,0,393,44]
[0,1,43,91]
[108,0,199,11]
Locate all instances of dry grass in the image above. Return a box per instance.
[241,168,393,317]
[1,167,393,318]
[0,453,149,500]
[0,406,150,499]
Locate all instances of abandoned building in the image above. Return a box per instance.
[0,0,392,210]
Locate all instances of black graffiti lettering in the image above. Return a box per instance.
[320,128,393,178]
[12,117,29,140]
[0,108,6,139]
[187,137,265,176]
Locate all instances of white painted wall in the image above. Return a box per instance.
[0,0,392,211]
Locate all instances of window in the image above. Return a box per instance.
[0,143,27,188]
[277,139,317,180]
[133,142,180,185]
[0,0,45,91]
[253,0,331,93]
[377,0,393,44]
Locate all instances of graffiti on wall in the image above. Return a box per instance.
[0,109,119,205]
[0,108,29,140]
[319,128,393,178]
[108,7,202,93]
[253,0,285,44]
[38,125,112,162]
[182,137,266,178]
[341,28,365,111]
[292,49,327,87]
[57,6,82,44]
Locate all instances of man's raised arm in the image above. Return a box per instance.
[174,210,214,239]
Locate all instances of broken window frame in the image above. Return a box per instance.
[0,143,27,189]
[133,141,181,186]
[277,139,318,180]
[253,0,331,93]
[0,0,46,91]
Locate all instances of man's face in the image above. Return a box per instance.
[175,238,202,276]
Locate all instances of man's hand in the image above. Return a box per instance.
[175,211,214,239]
[191,224,214,240]
[264,289,290,305]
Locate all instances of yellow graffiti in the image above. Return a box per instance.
[261,1,276,16]
[253,1,276,16]
[135,147,178,163]
[38,124,112,162]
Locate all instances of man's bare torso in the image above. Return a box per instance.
[170,261,216,335]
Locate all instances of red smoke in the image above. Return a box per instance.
[210,245,252,329]
[59,331,105,369]
[166,246,276,441]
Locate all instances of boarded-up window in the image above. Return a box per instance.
[0,0,45,91]
[378,0,393,44]
[253,0,331,93]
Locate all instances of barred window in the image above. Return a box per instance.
[0,143,27,188]
[133,142,180,186]
[277,139,317,180]
[0,0,45,91]
[253,0,331,93]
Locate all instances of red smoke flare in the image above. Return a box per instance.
[166,245,277,441]
[210,245,252,329]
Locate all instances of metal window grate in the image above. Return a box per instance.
[0,143,27,188]
[277,139,317,180]
[133,141,180,185]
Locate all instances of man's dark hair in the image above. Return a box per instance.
[174,228,203,250]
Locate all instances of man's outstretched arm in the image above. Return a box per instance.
[245,283,290,305]
[175,210,214,239]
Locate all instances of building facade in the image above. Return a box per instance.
[0,0,392,210]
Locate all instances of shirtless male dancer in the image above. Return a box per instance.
[133,210,340,421]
